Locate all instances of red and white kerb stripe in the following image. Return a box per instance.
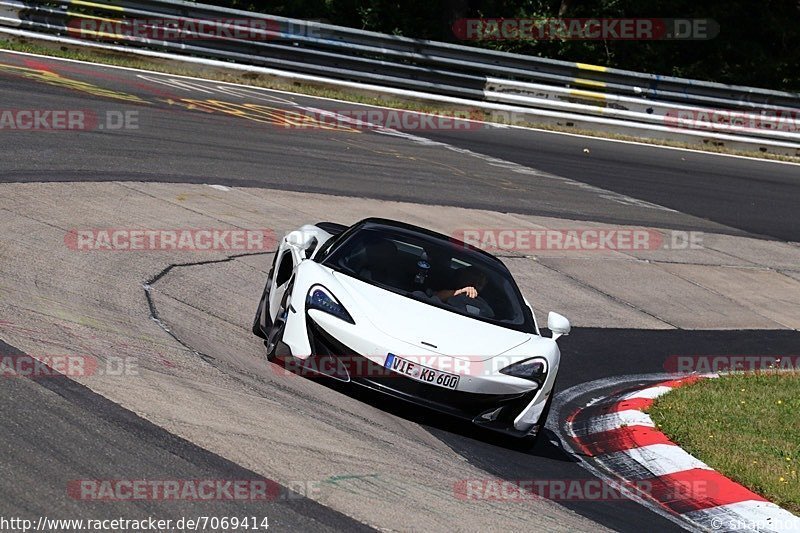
[568,377,800,532]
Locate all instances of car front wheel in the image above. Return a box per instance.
[265,279,293,361]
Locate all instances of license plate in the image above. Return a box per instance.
[384,353,460,390]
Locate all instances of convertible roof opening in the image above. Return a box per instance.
[322,221,536,332]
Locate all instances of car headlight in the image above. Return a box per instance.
[306,286,354,324]
[499,357,547,381]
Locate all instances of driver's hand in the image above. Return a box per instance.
[454,286,478,298]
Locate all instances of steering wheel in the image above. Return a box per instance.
[447,293,495,318]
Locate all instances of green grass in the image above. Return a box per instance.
[649,372,800,514]
[1,37,799,163]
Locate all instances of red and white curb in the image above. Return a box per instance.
[567,376,800,532]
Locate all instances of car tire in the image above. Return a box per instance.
[252,253,279,339]
[517,393,554,449]
[265,279,293,361]
[252,270,272,339]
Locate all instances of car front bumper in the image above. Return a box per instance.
[284,319,548,437]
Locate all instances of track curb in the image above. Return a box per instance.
[567,376,800,532]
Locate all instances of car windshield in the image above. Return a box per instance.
[323,226,535,332]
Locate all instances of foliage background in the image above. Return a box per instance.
[206,1,799,91]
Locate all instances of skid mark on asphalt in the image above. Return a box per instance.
[160,98,361,131]
[0,62,148,103]
[136,74,298,105]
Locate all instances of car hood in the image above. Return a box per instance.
[333,272,531,360]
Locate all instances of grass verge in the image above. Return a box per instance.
[649,372,800,514]
[1,36,799,163]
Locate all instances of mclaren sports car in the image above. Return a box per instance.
[252,218,571,442]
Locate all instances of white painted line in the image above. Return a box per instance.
[559,374,800,532]
[684,500,800,533]
[620,385,673,401]
[0,43,799,166]
[573,409,655,436]
[609,443,713,477]
[554,374,700,531]
[136,74,217,94]
[323,108,681,214]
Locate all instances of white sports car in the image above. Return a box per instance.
[253,218,571,442]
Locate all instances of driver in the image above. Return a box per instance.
[436,266,487,301]
[359,237,400,285]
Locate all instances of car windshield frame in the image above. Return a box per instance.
[321,222,537,333]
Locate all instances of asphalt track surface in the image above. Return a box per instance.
[1,52,798,240]
[1,51,799,532]
[421,130,800,242]
[0,338,371,531]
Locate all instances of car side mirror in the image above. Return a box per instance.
[285,230,315,250]
[548,312,571,341]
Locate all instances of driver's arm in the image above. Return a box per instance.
[436,286,478,300]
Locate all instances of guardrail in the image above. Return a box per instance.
[1,0,798,154]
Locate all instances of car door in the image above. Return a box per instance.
[268,244,300,321]
[267,226,331,324]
